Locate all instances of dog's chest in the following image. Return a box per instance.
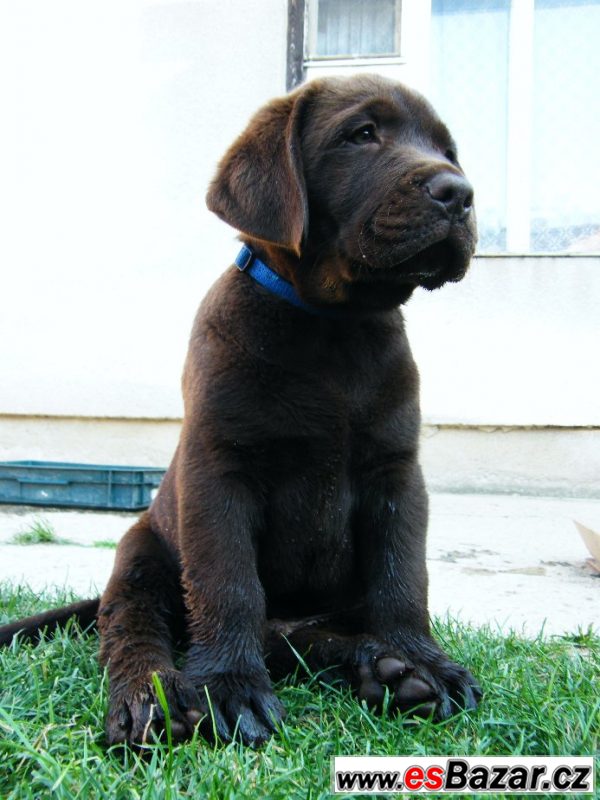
[255,327,418,606]
[258,451,356,608]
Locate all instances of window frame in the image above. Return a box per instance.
[287,0,306,92]
[287,0,430,92]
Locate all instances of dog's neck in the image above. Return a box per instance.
[243,239,416,314]
[235,244,340,318]
[237,241,358,319]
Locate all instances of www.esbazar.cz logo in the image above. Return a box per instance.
[332,756,595,794]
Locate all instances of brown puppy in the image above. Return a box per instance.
[0,74,480,746]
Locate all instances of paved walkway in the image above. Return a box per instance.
[0,493,598,637]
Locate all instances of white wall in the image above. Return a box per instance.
[405,255,600,427]
[1,1,598,431]
[0,0,288,419]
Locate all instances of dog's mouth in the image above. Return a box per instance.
[396,237,471,288]
[357,221,475,290]
[303,210,477,311]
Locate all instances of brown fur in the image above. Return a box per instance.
[1,75,480,746]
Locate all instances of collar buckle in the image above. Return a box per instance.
[234,244,254,271]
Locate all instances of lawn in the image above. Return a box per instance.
[0,585,598,799]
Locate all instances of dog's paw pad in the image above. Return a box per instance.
[393,675,437,715]
[186,708,203,725]
[357,676,386,707]
[374,656,410,684]
[354,653,439,717]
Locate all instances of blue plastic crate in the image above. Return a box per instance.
[0,461,166,511]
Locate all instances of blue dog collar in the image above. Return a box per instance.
[234,244,341,319]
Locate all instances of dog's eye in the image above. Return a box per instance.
[444,148,458,164]
[349,124,378,145]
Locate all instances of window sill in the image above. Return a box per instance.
[304,55,406,69]
[475,252,600,259]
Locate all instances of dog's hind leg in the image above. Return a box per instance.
[265,619,438,717]
[98,512,202,745]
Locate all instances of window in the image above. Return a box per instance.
[287,0,600,254]
[307,0,401,59]
[288,0,430,88]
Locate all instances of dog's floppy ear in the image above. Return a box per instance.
[206,92,308,255]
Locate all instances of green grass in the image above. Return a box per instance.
[91,540,118,549]
[0,586,598,799]
[10,518,71,546]
[8,519,118,549]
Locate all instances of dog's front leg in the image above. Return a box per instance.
[177,470,285,745]
[359,462,481,718]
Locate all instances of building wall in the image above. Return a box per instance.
[1,416,599,499]
[1,1,598,495]
[0,0,289,420]
[404,255,600,427]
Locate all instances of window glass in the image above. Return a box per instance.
[531,0,600,252]
[309,0,400,58]
[431,0,600,253]
[430,0,510,252]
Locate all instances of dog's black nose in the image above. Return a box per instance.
[425,172,473,219]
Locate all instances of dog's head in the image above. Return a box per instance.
[207,74,477,311]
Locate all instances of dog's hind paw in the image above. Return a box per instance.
[350,636,481,720]
[355,654,438,717]
[423,657,482,719]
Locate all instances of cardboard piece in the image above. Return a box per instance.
[574,520,600,574]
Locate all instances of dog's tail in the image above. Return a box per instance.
[0,597,100,646]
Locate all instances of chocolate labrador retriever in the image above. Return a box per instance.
[0,74,480,746]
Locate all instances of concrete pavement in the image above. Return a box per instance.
[0,492,598,637]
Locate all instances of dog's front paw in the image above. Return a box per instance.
[106,668,203,746]
[184,667,286,746]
